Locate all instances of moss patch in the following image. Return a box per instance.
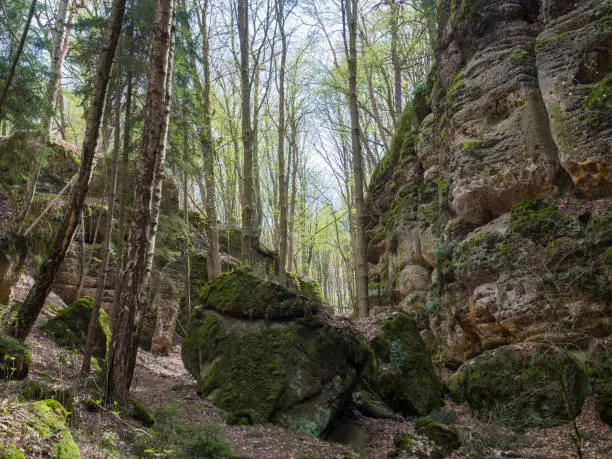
[446,344,587,428]
[41,297,110,359]
[362,313,442,415]
[199,268,319,320]
[414,417,460,456]
[582,72,612,125]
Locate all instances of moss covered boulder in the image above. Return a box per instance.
[199,268,320,319]
[0,399,80,458]
[446,343,587,428]
[361,312,442,416]
[0,332,31,380]
[414,416,460,458]
[182,269,367,437]
[41,297,110,358]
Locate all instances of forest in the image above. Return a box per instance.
[0,0,611,457]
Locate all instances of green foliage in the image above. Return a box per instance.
[133,403,233,459]
[461,140,483,152]
[582,73,612,125]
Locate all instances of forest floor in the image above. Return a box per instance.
[1,274,611,458]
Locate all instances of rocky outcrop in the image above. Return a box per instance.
[365,0,612,371]
[360,313,443,416]
[446,343,587,428]
[182,269,442,437]
[182,269,364,436]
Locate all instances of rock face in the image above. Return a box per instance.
[366,0,612,372]
[446,343,587,428]
[0,332,31,380]
[0,232,27,305]
[360,313,443,416]
[182,269,365,436]
[41,297,110,359]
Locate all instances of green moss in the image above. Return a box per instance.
[130,401,155,427]
[461,140,483,152]
[511,51,528,60]
[414,417,460,455]
[535,31,570,48]
[199,325,297,424]
[199,268,318,320]
[445,73,464,106]
[363,313,442,415]
[0,332,31,380]
[509,197,569,244]
[393,432,417,451]
[20,380,74,413]
[41,297,109,358]
[581,73,612,125]
[446,345,587,428]
[50,432,80,459]
[33,400,70,437]
[1,446,26,459]
[371,108,417,186]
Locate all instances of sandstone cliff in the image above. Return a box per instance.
[366,0,612,368]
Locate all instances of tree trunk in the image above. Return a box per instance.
[105,0,176,406]
[346,0,369,318]
[42,0,70,139]
[389,0,402,122]
[113,67,133,313]
[6,0,126,340]
[238,0,254,267]
[81,71,123,377]
[200,0,221,279]
[0,0,38,118]
[287,119,298,273]
[276,0,288,284]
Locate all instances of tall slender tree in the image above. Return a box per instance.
[344,0,368,318]
[238,0,254,266]
[276,0,288,284]
[7,0,127,340]
[105,0,177,405]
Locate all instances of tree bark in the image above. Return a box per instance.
[199,0,221,279]
[238,0,254,267]
[0,0,37,118]
[276,0,288,284]
[105,0,176,405]
[345,0,369,318]
[81,71,123,377]
[42,0,70,139]
[6,0,126,340]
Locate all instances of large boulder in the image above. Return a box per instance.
[182,269,366,437]
[446,343,588,428]
[0,332,31,380]
[41,297,110,359]
[360,312,443,416]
